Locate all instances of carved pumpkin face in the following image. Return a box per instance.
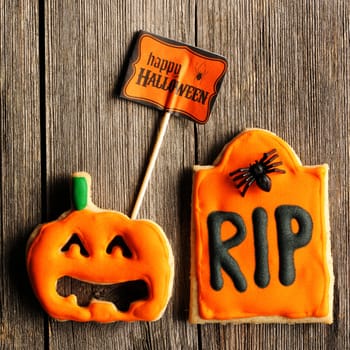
[26,173,174,322]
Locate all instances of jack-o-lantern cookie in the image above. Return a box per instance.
[190,129,333,324]
[26,172,174,322]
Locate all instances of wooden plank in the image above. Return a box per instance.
[0,0,44,348]
[44,0,199,349]
[1,0,348,349]
[195,0,349,349]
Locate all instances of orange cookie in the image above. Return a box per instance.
[190,129,333,324]
[26,172,174,322]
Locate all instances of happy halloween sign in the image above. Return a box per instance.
[121,31,227,123]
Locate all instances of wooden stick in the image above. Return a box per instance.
[130,111,172,219]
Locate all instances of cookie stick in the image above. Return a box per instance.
[120,31,227,218]
[131,111,171,219]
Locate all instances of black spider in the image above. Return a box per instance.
[229,149,286,197]
[194,62,208,82]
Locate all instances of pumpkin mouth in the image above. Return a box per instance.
[57,276,149,312]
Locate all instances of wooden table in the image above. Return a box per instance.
[1,1,349,349]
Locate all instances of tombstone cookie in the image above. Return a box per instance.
[26,172,174,322]
[189,129,333,324]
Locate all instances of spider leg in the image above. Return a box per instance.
[266,161,282,167]
[265,161,286,174]
[232,172,251,182]
[265,161,283,169]
[260,149,277,163]
[236,175,254,189]
[265,148,277,156]
[229,167,249,177]
[241,178,255,197]
[266,168,286,174]
[263,153,279,166]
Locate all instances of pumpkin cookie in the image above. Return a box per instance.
[26,172,174,322]
[189,129,333,324]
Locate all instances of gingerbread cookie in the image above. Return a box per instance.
[190,129,333,324]
[26,172,174,322]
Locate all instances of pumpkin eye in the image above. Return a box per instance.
[61,234,89,257]
[106,236,132,258]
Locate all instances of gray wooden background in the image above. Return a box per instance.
[1,1,349,349]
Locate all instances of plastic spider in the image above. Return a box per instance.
[229,149,286,197]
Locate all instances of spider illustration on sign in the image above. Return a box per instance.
[229,149,286,197]
[193,62,208,82]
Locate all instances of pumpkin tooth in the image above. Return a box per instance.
[65,294,78,304]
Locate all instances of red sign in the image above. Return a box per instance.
[121,31,227,124]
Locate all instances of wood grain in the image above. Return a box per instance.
[44,1,198,349]
[1,0,349,349]
[196,1,349,349]
[0,1,44,349]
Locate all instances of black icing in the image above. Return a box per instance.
[61,233,89,257]
[206,205,313,292]
[275,205,313,286]
[207,211,247,292]
[106,235,132,258]
[252,207,270,288]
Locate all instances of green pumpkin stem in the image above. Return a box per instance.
[72,173,90,210]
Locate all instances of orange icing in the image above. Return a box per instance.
[27,209,173,322]
[192,129,332,321]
